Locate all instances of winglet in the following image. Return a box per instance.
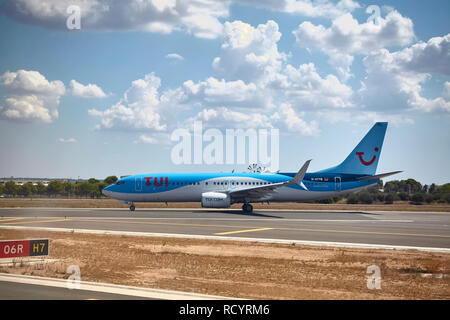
[288,159,311,190]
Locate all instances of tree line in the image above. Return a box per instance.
[0,176,118,199]
[340,179,450,205]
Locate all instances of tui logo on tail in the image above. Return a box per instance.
[356,147,379,166]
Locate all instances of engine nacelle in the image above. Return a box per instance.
[201,192,231,208]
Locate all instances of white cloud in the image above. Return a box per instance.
[178,19,350,134]
[411,95,450,113]
[88,73,185,131]
[85,18,448,141]
[0,69,65,96]
[212,20,287,84]
[293,10,415,55]
[285,0,360,17]
[443,82,450,101]
[180,3,226,39]
[185,101,319,137]
[134,134,158,144]
[87,69,276,135]
[357,42,450,113]
[0,0,362,42]
[271,103,320,136]
[165,53,184,61]
[70,80,107,98]
[283,63,354,109]
[1,95,55,123]
[392,34,450,75]
[183,77,273,110]
[58,138,77,143]
[189,106,272,130]
[289,32,450,117]
[0,0,228,39]
[293,10,415,80]
[325,52,354,82]
[0,69,65,123]
[178,20,354,135]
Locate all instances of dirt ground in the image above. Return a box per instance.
[1,198,450,212]
[0,229,448,299]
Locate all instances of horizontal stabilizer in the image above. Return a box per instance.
[356,171,403,181]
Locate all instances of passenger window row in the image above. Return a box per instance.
[212,181,272,186]
[165,181,275,186]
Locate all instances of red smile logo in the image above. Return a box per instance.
[356,147,379,166]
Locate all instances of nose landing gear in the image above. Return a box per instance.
[120,200,136,211]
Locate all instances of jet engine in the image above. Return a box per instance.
[201,192,231,208]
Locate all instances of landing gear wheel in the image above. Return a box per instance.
[242,203,253,214]
[130,205,135,211]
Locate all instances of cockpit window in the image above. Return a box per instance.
[116,181,125,185]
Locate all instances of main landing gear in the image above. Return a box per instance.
[129,203,135,211]
[242,203,253,214]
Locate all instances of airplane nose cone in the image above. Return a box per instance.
[102,185,112,197]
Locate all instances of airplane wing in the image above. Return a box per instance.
[356,171,402,181]
[229,160,311,202]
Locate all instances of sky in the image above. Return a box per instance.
[0,0,449,185]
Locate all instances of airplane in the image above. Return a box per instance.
[102,122,401,213]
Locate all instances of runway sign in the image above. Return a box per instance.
[0,239,49,258]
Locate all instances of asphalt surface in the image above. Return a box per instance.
[0,280,151,300]
[1,207,449,249]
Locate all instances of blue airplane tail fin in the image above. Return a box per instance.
[321,122,388,176]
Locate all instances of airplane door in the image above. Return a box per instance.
[334,177,341,191]
[135,176,142,192]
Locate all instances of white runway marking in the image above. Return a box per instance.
[0,216,414,223]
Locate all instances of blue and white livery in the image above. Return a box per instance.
[102,122,401,213]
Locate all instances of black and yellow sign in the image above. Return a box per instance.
[29,239,49,256]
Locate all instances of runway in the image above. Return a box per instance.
[0,280,148,300]
[0,273,231,300]
[1,208,449,251]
